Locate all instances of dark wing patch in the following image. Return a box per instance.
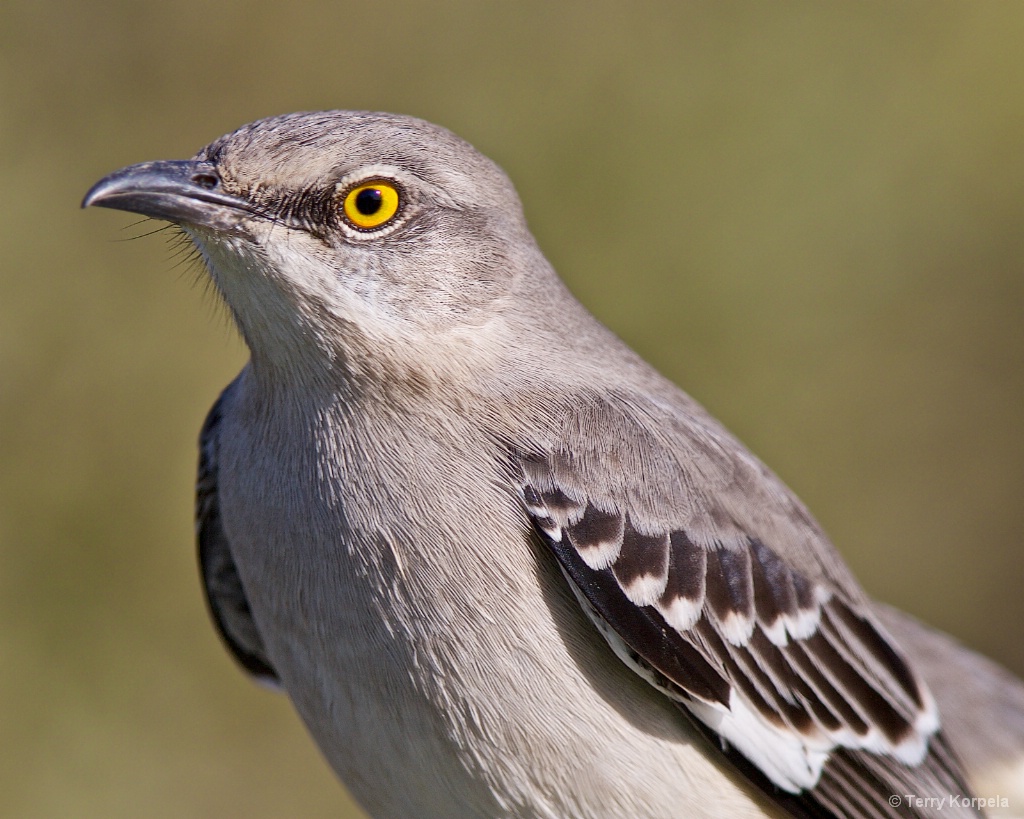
[197,382,278,684]
[547,521,731,706]
[517,448,979,815]
[612,521,670,600]
[566,502,625,569]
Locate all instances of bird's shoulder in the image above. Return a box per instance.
[514,387,851,591]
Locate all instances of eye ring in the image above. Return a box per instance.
[340,179,402,231]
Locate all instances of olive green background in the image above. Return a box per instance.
[3,2,1023,817]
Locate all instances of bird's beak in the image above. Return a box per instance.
[82,160,253,232]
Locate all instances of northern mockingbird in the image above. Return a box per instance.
[83,112,1024,818]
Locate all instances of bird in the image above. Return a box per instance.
[82,111,1024,818]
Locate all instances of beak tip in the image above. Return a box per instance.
[81,186,102,210]
[81,170,134,211]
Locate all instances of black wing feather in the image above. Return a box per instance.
[197,381,278,683]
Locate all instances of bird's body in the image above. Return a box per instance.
[83,111,1024,818]
[206,326,785,818]
[208,377,748,818]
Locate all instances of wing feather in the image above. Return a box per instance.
[512,392,979,816]
[197,380,278,685]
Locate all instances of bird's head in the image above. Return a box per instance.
[84,111,539,386]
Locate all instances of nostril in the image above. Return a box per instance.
[192,172,220,190]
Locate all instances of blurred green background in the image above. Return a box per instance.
[3,2,1023,816]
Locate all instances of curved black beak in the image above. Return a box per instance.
[82,160,253,231]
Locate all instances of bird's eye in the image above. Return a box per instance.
[341,180,401,230]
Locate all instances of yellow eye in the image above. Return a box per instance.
[341,180,401,230]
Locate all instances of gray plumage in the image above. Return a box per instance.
[83,111,1024,818]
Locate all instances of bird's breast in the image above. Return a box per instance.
[211,388,768,818]
[211,394,537,814]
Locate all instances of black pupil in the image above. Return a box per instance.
[355,188,383,216]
